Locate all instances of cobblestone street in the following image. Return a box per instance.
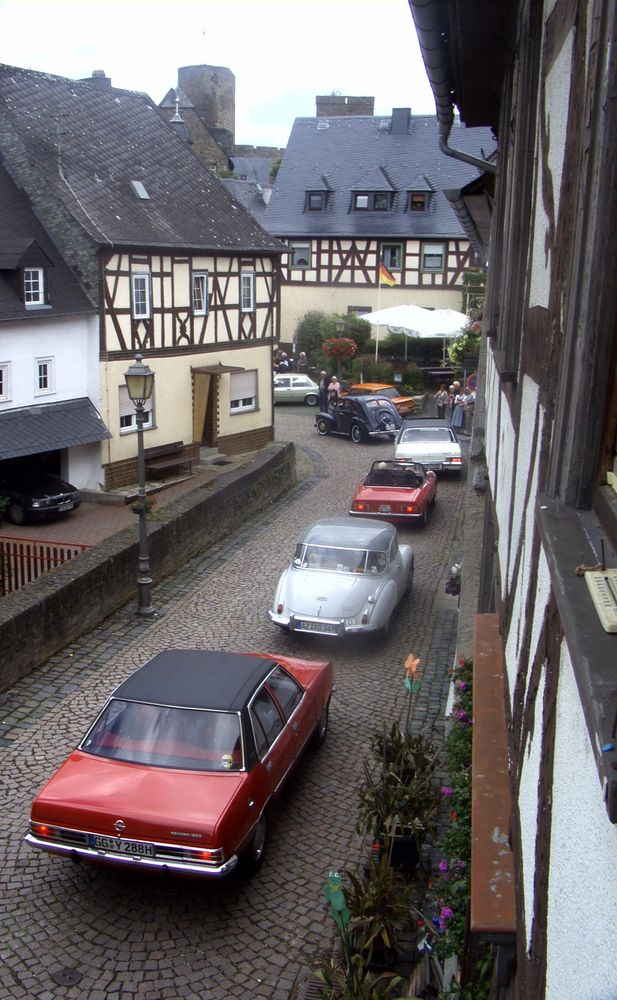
[1,406,467,999]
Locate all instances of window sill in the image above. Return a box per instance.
[536,495,617,822]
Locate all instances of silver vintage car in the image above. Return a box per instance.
[269,518,414,638]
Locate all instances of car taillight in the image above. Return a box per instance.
[361,613,369,624]
[353,502,367,511]
[277,602,284,614]
[31,822,52,838]
[194,847,224,864]
[402,504,418,514]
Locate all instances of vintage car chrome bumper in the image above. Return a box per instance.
[24,831,239,878]
[269,610,380,636]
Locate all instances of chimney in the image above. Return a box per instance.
[82,70,112,90]
[390,108,411,134]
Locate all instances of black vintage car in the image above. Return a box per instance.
[315,395,402,444]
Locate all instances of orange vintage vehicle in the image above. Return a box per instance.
[25,649,333,878]
[344,383,416,417]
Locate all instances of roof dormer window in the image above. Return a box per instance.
[352,192,391,211]
[409,192,428,212]
[24,267,49,308]
[306,191,327,211]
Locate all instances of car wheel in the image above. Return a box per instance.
[350,424,363,444]
[305,393,318,407]
[316,418,330,436]
[405,565,414,595]
[430,490,437,508]
[243,812,267,872]
[420,507,429,528]
[7,502,26,526]
[311,701,330,748]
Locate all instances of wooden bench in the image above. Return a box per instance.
[144,441,194,480]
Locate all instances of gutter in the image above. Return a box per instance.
[408,0,497,175]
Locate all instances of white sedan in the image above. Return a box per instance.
[394,418,462,474]
[269,518,414,638]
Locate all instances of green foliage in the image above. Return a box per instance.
[357,728,441,844]
[346,856,414,963]
[315,953,407,1000]
[448,327,480,366]
[295,310,328,361]
[269,158,282,182]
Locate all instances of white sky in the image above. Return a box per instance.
[0,0,436,148]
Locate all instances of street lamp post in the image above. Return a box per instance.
[124,354,156,616]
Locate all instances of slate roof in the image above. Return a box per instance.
[262,112,495,239]
[0,166,94,322]
[230,156,275,187]
[0,64,284,255]
[0,398,111,461]
[220,179,270,225]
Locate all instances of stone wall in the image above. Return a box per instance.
[0,442,296,693]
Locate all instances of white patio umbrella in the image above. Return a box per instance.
[361,304,467,361]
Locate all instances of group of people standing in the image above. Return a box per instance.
[433,381,475,434]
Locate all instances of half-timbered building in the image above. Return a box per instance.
[410,0,617,996]
[262,107,494,344]
[0,64,283,490]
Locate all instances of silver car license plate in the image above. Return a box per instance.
[89,834,155,857]
[295,620,338,634]
[378,504,392,513]
[57,500,74,512]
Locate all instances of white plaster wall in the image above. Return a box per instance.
[0,313,99,411]
[518,661,545,954]
[528,29,573,309]
[545,645,617,1000]
[65,443,107,492]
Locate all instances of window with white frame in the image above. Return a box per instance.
[24,267,46,306]
[119,384,154,432]
[192,272,209,315]
[230,370,257,413]
[421,242,446,272]
[35,357,54,395]
[381,243,402,270]
[0,362,10,401]
[131,272,151,318]
[240,271,255,312]
[289,242,311,268]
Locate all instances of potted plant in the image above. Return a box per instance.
[357,726,441,874]
[345,855,415,970]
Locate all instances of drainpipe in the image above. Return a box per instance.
[408,0,497,174]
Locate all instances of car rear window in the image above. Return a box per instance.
[81,700,243,771]
[293,544,387,574]
[401,428,453,442]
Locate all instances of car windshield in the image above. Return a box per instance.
[377,388,398,399]
[401,428,453,443]
[366,465,423,488]
[365,398,392,409]
[293,543,387,574]
[81,700,243,771]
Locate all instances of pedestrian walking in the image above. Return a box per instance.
[318,371,330,411]
[434,383,449,419]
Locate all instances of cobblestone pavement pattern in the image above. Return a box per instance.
[1,405,467,1000]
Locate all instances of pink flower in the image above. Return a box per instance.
[438,860,449,873]
[440,907,454,920]
[441,786,453,797]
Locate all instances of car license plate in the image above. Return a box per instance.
[57,500,73,512]
[295,620,338,634]
[378,504,392,513]
[426,463,442,471]
[89,834,155,857]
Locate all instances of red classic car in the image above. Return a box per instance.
[25,649,334,878]
[349,459,437,527]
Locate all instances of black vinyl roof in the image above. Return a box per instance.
[112,650,277,712]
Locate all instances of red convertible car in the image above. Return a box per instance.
[25,649,333,878]
[349,459,437,526]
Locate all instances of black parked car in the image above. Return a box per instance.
[0,472,81,525]
[315,395,402,444]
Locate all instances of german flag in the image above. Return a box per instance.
[379,261,397,286]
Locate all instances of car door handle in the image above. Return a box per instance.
[266,761,273,773]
